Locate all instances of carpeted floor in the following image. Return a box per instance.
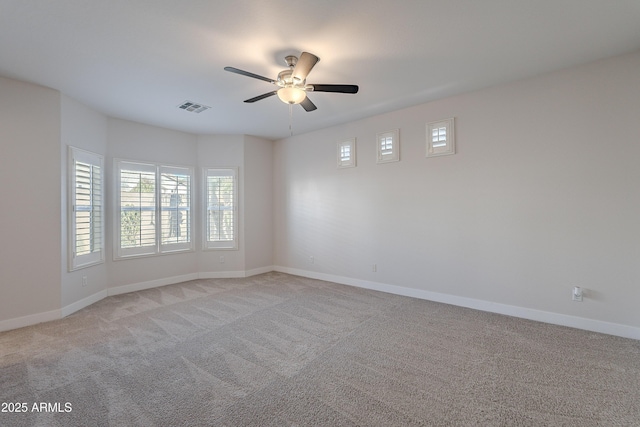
[1,272,639,426]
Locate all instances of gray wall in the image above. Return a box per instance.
[0,77,61,325]
[273,51,640,336]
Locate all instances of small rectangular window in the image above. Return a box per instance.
[377,129,400,163]
[68,147,104,270]
[337,138,356,168]
[204,167,238,250]
[427,118,455,157]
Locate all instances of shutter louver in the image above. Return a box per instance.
[69,147,104,270]
[205,168,238,249]
[161,169,191,247]
[120,168,156,249]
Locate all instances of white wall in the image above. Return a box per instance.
[273,51,640,337]
[106,118,200,290]
[244,135,274,273]
[197,134,246,276]
[60,95,109,311]
[0,79,274,330]
[0,77,62,326]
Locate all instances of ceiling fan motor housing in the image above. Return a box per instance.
[277,69,305,87]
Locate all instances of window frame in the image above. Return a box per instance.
[376,129,400,164]
[426,118,455,157]
[114,159,194,260]
[337,138,357,168]
[203,167,239,251]
[68,146,105,271]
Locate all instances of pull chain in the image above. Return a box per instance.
[289,104,293,136]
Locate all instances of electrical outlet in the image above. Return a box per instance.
[572,286,583,302]
[309,256,314,264]
[219,255,225,264]
[372,264,377,272]
[82,276,87,287]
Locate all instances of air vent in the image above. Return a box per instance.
[178,101,210,113]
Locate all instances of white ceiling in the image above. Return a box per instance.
[1,0,640,140]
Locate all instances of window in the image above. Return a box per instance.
[426,118,455,157]
[160,167,192,250]
[68,147,104,270]
[337,138,356,168]
[377,129,400,163]
[115,160,193,258]
[204,168,238,250]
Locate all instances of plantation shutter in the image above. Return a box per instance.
[160,166,192,250]
[117,161,157,257]
[69,147,104,270]
[205,168,238,249]
[432,126,447,148]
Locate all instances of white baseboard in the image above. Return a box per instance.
[199,270,247,279]
[5,266,638,341]
[245,265,275,277]
[108,273,200,296]
[1,268,279,333]
[61,290,108,317]
[273,266,640,341]
[0,308,61,333]
[199,265,275,279]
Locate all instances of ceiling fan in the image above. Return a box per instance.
[224,52,359,112]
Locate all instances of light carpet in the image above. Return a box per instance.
[1,272,639,426]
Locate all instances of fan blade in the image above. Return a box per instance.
[224,67,275,84]
[300,96,317,112]
[310,84,359,94]
[291,52,320,82]
[244,91,277,103]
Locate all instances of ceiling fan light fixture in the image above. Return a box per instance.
[277,87,306,105]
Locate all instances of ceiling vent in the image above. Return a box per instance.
[178,101,210,113]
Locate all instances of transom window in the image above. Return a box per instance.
[337,138,356,168]
[377,129,400,163]
[426,118,455,157]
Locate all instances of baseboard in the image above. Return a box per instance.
[273,266,640,341]
[0,308,61,333]
[245,265,275,277]
[108,273,200,296]
[1,268,278,332]
[108,267,276,294]
[199,270,247,279]
[61,290,108,317]
[199,265,275,279]
[7,266,638,340]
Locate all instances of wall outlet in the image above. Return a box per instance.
[372,264,377,272]
[309,256,314,264]
[219,255,225,264]
[572,286,583,302]
[82,276,87,287]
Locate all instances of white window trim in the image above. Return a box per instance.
[203,167,239,251]
[376,129,400,164]
[114,159,194,260]
[426,117,455,157]
[337,138,357,168]
[68,146,105,271]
